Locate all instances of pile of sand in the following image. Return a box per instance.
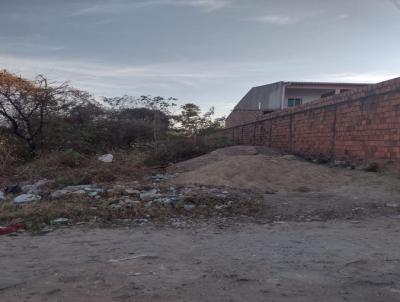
[170,146,354,193]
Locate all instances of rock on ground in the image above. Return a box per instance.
[14,194,41,204]
[98,154,113,163]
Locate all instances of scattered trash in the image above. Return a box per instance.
[14,194,41,204]
[98,154,113,163]
[0,190,5,201]
[51,218,69,225]
[0,223,26,235]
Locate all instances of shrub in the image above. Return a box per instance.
[144,136,233,166]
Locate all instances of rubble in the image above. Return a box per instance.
[140,189,161,201]
[14,194,41,204]
[51,218,69,225]
[183,204,196,211]
[124,189,140,196]
[51,185,104,199]
[98,154,113,163]
[21,179,50,195]
[154,196,181,206]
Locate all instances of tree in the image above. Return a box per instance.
[103,95,176,145]
[0,70,65,156]
[0,70,98,157]
[176,103,225,136]
[178,103,202,135]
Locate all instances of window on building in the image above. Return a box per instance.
[287,98,302,107]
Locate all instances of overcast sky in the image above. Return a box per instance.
[1,0,399,116]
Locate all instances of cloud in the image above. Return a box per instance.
[0,36,65,53]
[337,14,350,20]
[390,0,400,9]
[306,72,399,84]
[252,14,297,25]
[0,53,282,96]
[251,10,324,26]
[71,0,231,16]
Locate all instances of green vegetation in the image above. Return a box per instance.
[0,70,228,170]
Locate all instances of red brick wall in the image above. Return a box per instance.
[220,77,400,173]
[225,110,264,128]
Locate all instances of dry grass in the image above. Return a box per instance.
[0,188,264,228]
[0,150,153,189]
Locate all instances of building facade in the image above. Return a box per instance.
[226,81,370,128]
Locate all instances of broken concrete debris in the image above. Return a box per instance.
[21,179,50,195]
[124,188,140,196]
[139,189,161,202]
[14,194,41,204]
[98,154,113,163]
[154,196,182,206]
[183,204,196,211]
[51,185,104,199]
[51,218,69,225]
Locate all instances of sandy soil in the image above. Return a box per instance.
[2,218,400,302]
[170,146,400,194]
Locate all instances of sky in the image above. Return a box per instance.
[0,0,399,116]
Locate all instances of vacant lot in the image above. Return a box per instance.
[2,146,400,301]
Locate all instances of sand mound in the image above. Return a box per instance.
[170,146,353,193]
[169,145,280,173]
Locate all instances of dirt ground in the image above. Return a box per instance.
[2,145,400,301]
[2,218,400,302]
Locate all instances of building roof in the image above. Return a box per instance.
[253,81,370,89]
[234,81,371,111]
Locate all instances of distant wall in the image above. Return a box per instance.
[219,77,400,173]
[225,110,264,128]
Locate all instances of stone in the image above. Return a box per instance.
[140,189,160,201]
[87,191,99,197]
[184,204,196,211]
[124,199,141,206]
[110,204,122,209]
[98,154,113,163]
[155,196,181,206]
[51,185,103,198]
[151,174,169,182]
[14,194,41,204]
[124,189,140,196]
[21,179,50,195]
[51,189,69,198]
[51,218,69,224]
